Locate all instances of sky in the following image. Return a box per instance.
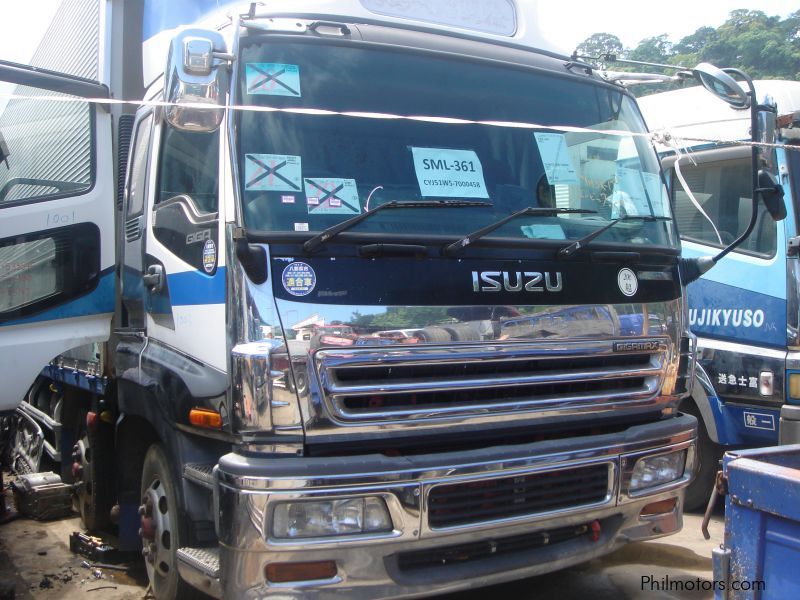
[0,0,797,65]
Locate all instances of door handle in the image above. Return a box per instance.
[143,264,163,292]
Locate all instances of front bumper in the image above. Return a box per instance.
[215,414,696,599]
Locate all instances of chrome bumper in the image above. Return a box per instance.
[215,414,696,599]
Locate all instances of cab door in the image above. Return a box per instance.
[0,62,115,411]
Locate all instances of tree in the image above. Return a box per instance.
[581,9,800,97]
[672,27,716,55]
[628,34,673,64]
[574,32,624,60]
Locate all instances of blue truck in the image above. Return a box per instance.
[640,81,800,509]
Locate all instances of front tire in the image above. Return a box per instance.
[682,402,722,512]
[139,443,194,599]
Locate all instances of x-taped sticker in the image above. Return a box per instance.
[245,154,302,192]
[246,63,301,97]
[304,178,361,215]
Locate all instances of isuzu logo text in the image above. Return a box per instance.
[472,271,563,293]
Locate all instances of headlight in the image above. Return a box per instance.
[272,497,393,539]
[630,450,687,492]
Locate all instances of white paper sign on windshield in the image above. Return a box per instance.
[533,133,579,185]
[411,147,489,199]
[611,168,666,217]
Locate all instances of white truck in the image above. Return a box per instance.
[0,1,776,597]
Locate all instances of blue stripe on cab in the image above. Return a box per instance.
[168,268,226,306]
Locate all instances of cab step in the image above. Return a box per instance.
[183,463,215,489]
[177,546,221,599]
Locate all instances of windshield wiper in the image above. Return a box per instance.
[557,215,672,258]
[442,206,597,256]
[303,199,490,254]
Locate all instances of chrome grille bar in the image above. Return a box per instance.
[315,340,668,422]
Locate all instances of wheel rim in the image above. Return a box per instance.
[74,437,93,522]
[140,477,175,592]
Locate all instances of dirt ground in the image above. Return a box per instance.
[0,471,725,600]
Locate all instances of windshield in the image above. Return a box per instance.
[235,38,677,249]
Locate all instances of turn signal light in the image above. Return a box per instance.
[789,373,800,400]
[265,561,337,583]
[189,408,222,429]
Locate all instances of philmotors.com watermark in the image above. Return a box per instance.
[642,575,765,592]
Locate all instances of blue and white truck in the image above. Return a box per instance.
[639,80,800,509]
[0,0,784,597]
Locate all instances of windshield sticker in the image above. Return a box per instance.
[246,63,301,97]
[304,178,361,214]
[281,195,295,204]
[282,262,316,296]
[294,222,309,231]
[533,133,579,185]
[411,147,489,199]
[245,154,302,192]
[611,169,665,217]
[521,224,566,240]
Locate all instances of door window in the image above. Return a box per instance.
[670,157,776,256]
[152,128,219,273]
[0,223,101,322]
[0,85,93,207]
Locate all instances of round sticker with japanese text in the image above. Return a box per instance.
[618,268,638,297]
[202,240,217,274]
[282,262,316,296]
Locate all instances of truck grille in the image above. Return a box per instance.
[427,463,611,528]
[315,341,667,422]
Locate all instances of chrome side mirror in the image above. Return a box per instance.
[164,29,229,132]
[692,63,749,109]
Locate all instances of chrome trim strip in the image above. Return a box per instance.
[217,420,696,492]
[334,388,658,419]
[695,336,787,360]
[327,365,663,396]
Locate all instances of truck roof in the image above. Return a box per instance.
[638,80,800,148]
[146,0,561,53]
[143,0,574,86]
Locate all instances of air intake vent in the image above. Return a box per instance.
[427,463,611,528]
[124,216,142,242]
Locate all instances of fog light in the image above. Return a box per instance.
[265,561,337,583]
[630,450,686,492]
[641,497,678,516]
[273,497,392,539]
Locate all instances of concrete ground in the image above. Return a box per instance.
[0,478,723,600]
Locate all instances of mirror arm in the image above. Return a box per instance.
[679,256,716,285]
[708,68,759,265]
